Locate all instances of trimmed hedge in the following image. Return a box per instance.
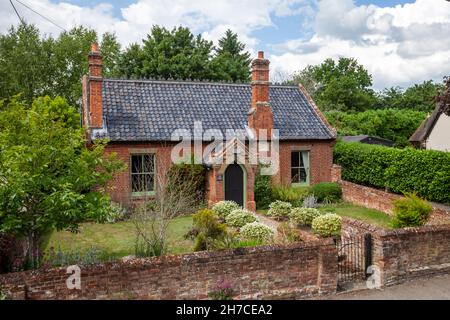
[334,142,450,204]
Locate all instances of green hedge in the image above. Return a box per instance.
[334,142,450,204]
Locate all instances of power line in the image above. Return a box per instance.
[9,0,24,24]
[13,0,67,32]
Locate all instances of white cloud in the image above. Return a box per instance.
[270,0,450,88]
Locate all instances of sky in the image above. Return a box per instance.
[1,0,450,89]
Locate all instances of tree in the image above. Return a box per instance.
[0,96,124,268]
[287,57,376,111]
[210,29,251,82]
[100,32,121,77]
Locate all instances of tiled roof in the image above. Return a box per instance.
[99,79,335,141]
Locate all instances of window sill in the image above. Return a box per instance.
[132,191,156,197]
[291,182,309,188]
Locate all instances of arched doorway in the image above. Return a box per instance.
[224,164,245,207]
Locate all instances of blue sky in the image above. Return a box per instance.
[1,0,450,88]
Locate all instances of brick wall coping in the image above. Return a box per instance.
[342,217,450,238]
[0,238,335,282]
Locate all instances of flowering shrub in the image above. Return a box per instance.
[267,200,292,220]
[311,213,342,237]
[290,207,322,227]
[225,209,257,228]
[302,194,318,208]
[212,201,240,218]
[240,222,274,242]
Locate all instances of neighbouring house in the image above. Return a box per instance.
[410,79,450,152]
[82,43,336,210]
[341,135,394,147]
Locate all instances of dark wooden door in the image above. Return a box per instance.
[224,164,244,207]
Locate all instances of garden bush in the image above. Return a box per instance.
[334,141,450,204]
[212,201,240,218]
[267,200,292,220]
[105,202,127,223]
[290,207,322,227]
[225,209,257,228]
[310,182,342,203]
[254,167,273,209]
[190,209,227,251]
[392,193,432,228]
[271,185,309,206]
[277,222,302,243]
[240,222,274,243]
[168,160,206,203]
[302,194,318,208]
[311,213,342,237]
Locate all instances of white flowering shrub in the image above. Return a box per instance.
[240,222,274,242]
[289,207,322,227]
[311,213,342,237]
[267,200,292,220]
[212,201,240,218]
[225,209,257,228]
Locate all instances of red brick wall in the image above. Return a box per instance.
[0,240,338,300]
[275,140,334,186]
[340,180,450,224]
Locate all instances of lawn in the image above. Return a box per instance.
[318,202,392,228]
[257,202,392,229]
[41,215,194,261]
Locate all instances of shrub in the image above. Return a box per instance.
[267,200,292,220]
[310,183,342,203]
[290,207,322,227]
[208,279,234,300]
[392,193,432,228]
[302,194,318,208]
[0,287,7,300]
[190,209,227,251]
[271,185,309,205]
[240,222,274,243]
[312,213,342,237]
[212,201,240,218]
[254,168,272,209]
[167,160,206,204]
[277,222,302,243]
[225,209,257,228]
[105,202,127,223]
[42,246,106,267]
[334,141,450,204]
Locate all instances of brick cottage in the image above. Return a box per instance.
[82,43,336,210]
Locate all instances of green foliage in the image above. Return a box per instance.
[105,202,127,223]
[287,57,375,112]
[212,201,240,218]
[375,81,443,112]
[225,209,257,228]
[254,168,273,210]
[191,209,227,251]
[0,287,7,300]
[334,142,450,204]
[240,222,274,243]
[392,194,432,228]
[271,185,309,206]
[0,96,124,267]
[267,201,292,220]
[43,246,106,267]
[325,109,427,147]
[277,222,302,243]
[208,280,234,300]
[311,214,342,237]
[310,183,342,203]
[168,160,206,203]
[289,208,323,227]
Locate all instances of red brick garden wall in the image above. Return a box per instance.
[339,180,450,224]
[0,240,338,300]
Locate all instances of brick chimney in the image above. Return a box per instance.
[87,42,103,128]
[248,51,274,139]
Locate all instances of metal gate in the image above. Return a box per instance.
[335,233,372,289]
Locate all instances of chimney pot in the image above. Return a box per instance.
[258,51,264,59]
[91,42,99,53]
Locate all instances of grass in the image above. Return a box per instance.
[318,202,392,228]
[258,202,392,229]
[41,215,194,261]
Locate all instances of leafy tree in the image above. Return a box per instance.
[116,43,144,78]
[287,57,376,111]
[210,29,251,82]
[376,80,443,112]
[325,109,427,147]
[0,96,124,268]
[100,32,121,77]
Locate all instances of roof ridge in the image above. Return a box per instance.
[103,78,299,89]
